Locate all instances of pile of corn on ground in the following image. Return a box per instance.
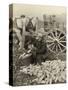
[13,43,66,86]
[20,59,66,85]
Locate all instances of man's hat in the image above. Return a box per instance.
[20,15,25,18]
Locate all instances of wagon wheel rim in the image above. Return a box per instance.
[46,28,66,54]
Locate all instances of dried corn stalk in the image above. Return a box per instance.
[20,59,66,84]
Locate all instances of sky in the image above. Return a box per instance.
[9,4,66,21]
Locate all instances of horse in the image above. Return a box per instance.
[11,16,37,50]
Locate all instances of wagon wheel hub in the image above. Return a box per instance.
[46,29,66,54]
[54,38,59,44]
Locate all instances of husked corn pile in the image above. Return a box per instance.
[20,59,66,84]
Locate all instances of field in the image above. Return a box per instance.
[12,43,66,86]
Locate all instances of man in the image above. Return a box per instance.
[19,32,47,65]
[31,32,47,64]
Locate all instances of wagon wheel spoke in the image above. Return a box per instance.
[59,41,66,43]
[48,36,54,40]
[59,35,66,40]
[51,44,55,51]
[56,45,58,52]
[46,40,54,43]
[55,30,57,37]
[58,31,62,39]
[50,31,55,38]
[58,42,66,48]
[58,44,62,52]
[48,43,54,47]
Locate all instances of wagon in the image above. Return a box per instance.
[13,15,66,56]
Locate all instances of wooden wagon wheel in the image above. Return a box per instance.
[46,28,66,54]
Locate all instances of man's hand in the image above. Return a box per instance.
[27,50,31,53]
[19,53,32,60]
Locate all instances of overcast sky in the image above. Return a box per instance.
[9,4,66,20]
